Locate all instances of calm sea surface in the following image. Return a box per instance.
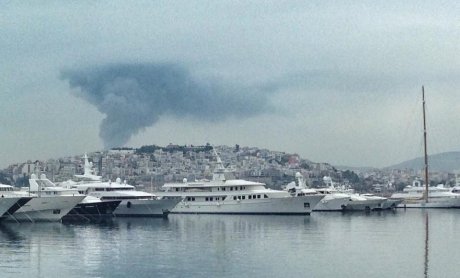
[0,210,459,278]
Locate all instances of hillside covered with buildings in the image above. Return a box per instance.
[1,144,459,194]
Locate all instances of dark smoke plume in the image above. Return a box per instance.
[61,63,271,148]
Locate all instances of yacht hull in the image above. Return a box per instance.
[62,200,121,222]
[381,198,403,209]
[112,198,178,217]
[397,197,460,208]
[7,195,86,222]
[345,199,385,211]
[171,195,324,215]
[313,196,349,211]
[0,197,32,220]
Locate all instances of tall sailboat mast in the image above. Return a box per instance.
[422,86,429,202]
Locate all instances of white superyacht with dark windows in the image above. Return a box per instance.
[159,153,324,215]
[59,154,179,217]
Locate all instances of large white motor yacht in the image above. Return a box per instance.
[4,174,86,222]
[61,178,178,217]
[59,154,179,217]
[158,154,325,215]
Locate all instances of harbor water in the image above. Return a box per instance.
[0,209,459,278]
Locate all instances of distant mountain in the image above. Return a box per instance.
[385,151,460,172]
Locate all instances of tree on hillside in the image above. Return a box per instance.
[0,172,10,184]
[342,170,360,184]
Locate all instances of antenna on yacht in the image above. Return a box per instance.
[212,147,226,181]
[83,153,90,176]
[422,86,429,203]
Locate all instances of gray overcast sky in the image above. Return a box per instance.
[1,1,459,168]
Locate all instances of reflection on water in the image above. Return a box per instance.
[0,224,25,242]
[0,210,459,278]
[424,212,429,278]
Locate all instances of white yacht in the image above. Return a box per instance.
[391,180,460,208]
[361,194,402,209]
[158,154,325,215]
[322,177,387,211]
[0,184,33,221]
[339,190,387,211]
[59,154,179,217]
[284,173,349,211]
[23,173,120,222]
[4,174,86,222]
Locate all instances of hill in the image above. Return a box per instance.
[385,151,460,172]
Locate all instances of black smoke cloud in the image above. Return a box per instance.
[61,63,271,148]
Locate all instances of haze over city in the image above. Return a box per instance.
[1,1,459,168]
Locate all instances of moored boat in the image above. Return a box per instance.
[62,195,121,222]
[391,87,460,208]
[391,181,460,208]
[59,154,179,217]
[320,176,386,211]
[4,174,86,222]
[158,152,325,215]
[284,173,349,211]
[0,184,33,221]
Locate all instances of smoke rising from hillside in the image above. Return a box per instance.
[61,63,271,148]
